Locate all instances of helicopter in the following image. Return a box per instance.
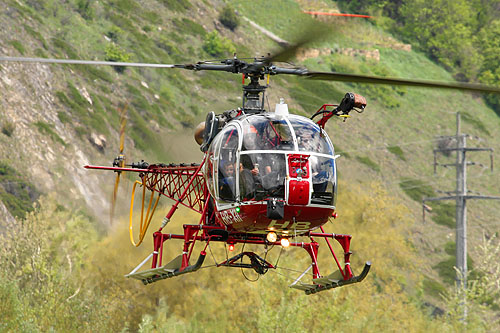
[82,57,373,295]
[2,29,500,296]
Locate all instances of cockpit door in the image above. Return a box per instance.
[215,126,240,204]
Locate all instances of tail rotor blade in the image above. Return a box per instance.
[119,104,128,155]
[110,172,121,224]
[110,103,128,225]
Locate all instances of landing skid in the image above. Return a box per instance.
[125,224,371,293]
[126,252,206,285]
[290,262,371,295]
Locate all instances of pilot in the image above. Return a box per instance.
[239,162,255,200]
[242,124,259,151]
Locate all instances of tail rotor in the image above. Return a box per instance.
[110,103,128,224]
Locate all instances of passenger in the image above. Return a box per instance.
[219,162,236,201]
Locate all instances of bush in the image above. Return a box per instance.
[9,40,25,55]
[1,121,15,137]
[34,121,67,146]
[356,155,380,172]
[387,145,406,161]
[76,0,94,20]
[0,195,115,331]
[202,31,235,57]
[106,25,123,43]
[0,162,40,218]
[104,43,131,73]
[219,5,239,31]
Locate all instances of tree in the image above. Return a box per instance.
[219,5,239,31]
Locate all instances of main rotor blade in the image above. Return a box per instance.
[306,71,500,94]
[266,21,332,64]
[0,56,188,68]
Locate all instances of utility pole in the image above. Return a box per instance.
[423,112,500,318]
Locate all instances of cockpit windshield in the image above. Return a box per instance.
[241,115,294,151]
[288,115,333,155]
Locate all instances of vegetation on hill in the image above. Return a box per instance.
[1,188,498,331]
[341,0,500,112]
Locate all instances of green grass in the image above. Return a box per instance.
[434,241,477,285]
[431,202,455,228]
[461,111,490,136]
[1,121,15,137]
[34,121,67,147]
[51,37,78,58]
[9,40,25,55]
[387,145,406,160]
[423,276,447,299]
[334,145,351,159]
[399,178,456,226]
[158,0,192,13]
[0,162,40,218]
[356,155,380,172]
[23,24,48,49]
[173,18,206,37]
[399,178,435,202]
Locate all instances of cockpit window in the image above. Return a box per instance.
[240,153,286,200]
[242,115,294,151]
[310,156,336,206]
[289,116,333,155]
[218,126,239,202]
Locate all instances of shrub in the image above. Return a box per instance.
[105,43,131,73]
[387,145,406,161]
[9,40,25,55]
[219,5,239,31]
[1,121,15,137]
[158,0,192,13]
[76,0,94,20]
[106,25,123,43]
[0,162,40,218]
[356,155,380,172]
[34,121,67,147]
[202,31,235,57]
[399,177,435,202]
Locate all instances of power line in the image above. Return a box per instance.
[422,112,500,321]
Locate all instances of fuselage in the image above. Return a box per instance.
[204,106,337,235]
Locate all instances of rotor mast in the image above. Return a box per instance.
[242,74,267,113]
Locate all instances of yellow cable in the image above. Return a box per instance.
[129,180,161,247]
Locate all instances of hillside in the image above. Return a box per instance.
[1,0,499,331]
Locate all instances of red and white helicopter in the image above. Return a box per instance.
[80,54,499,294]
[84,57,372,294]
[2,31,499,295]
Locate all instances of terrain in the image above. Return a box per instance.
[0,0,499,331]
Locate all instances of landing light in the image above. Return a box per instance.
[228,244,235,251]
[280,238,290,248]
[266,231,277,243]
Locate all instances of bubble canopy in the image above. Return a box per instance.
[240,114,334,154]
[205,113,337,207]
